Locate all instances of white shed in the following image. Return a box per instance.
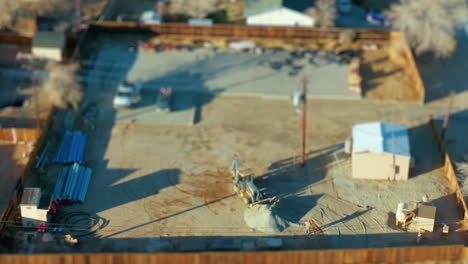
[352,122,411,181]
[32,31,65,61]
[20,188,51,228]
[244,0,315,27]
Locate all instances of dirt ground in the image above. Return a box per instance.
[37,93,462,252]
[361,49,420,102]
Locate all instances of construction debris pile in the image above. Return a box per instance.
[244,204,289,234]
[54,130,87,164]
[52,163,92,203]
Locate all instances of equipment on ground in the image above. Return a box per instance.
[442,224,450,234]
[230,155,264,207]
[395,202,415,228]
[156,87,172,112]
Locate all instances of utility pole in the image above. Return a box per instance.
[441,91,455,141]
[301,77,307,167]
[31,63,41,129]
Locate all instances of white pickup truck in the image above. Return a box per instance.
[112,80,143,108]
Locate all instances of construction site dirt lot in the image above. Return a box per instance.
[59,94,466,252]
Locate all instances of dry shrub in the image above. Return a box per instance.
[42,62,83,110]
[35,0,74,21]
[0,0,74,29]
[0,0,22,29]
[305,0,336,28]
[169,0,225,18]
[389,0,466,58]
[82,1,107,21]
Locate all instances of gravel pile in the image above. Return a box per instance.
[244,204,289,234]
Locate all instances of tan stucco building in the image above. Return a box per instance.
[352,122,411,181]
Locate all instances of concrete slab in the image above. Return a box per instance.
[110,92,196,125]
[103,47,360,100]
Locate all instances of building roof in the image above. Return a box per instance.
[416,204,436,220]
[32,31,65,49]
[352,122,410,157]
[244,0,312,17]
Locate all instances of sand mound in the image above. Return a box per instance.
[244,204,289,234]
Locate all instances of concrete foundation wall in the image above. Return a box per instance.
[352,152,409,181]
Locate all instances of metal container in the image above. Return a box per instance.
[396,202,409,222]
[344,136,352,155]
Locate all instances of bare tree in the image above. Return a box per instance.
[169,0,224,19]
[389,0,466,58]
[0,0,73,29]
[0,0,22,29]
[42,62,83,110]
[35,0,74,20]
[305,0,336,28]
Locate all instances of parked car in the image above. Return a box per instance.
[156,87,172,112]
[113,80,143,108]
[365,10,391,26]
[140,42,157,51]
[140,9,162,24]
[338,0,352,14]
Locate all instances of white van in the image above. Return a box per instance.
[113,80,143,108]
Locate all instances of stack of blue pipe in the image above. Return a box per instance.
[54,130,87,164]
[52,163,92,203]
[35,142,50,170]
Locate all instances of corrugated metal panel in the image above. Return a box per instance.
[352,122,410,157]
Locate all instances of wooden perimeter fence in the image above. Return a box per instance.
[0,32,32,46]
[428,115,468,220]
[0,128,40,143]
[0,108,55,232]
[89,22,390,41]
[0,245,466,264]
